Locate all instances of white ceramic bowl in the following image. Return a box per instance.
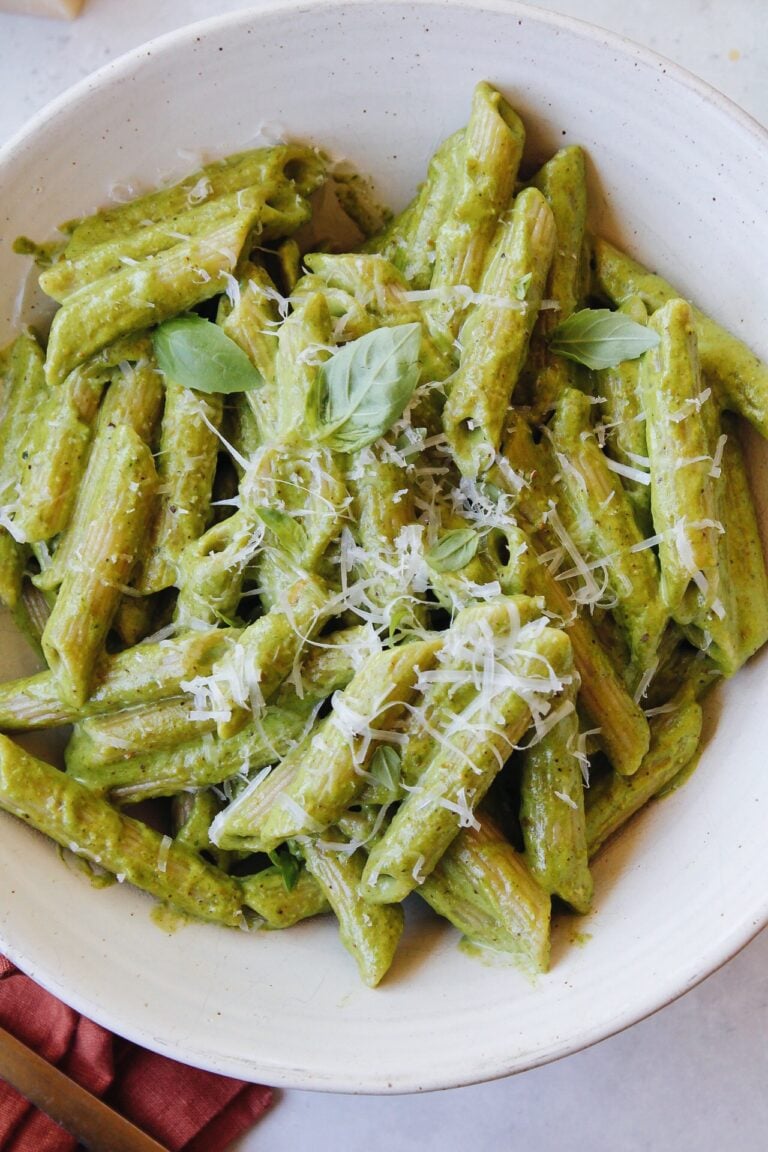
[1,0,767,1093]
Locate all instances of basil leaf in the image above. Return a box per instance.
[388,601,415,642]
[256,507,307,560]
[268,848,300,892]
[212,609,242,629]
[513,272,532,301]
[425,528,480,573]
[318,322,422,452]
[369,746,402,795]
[548,307,659,370]
[478,480,503,502]
[153,313,264,394]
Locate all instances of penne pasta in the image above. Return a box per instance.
[0,83,765,988]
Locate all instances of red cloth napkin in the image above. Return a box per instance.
[0,955,273,1151]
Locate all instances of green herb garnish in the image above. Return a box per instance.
[256,507,308,560]
[318,322,422,452]
[425,528,480,573]
[369,746,403,796]
[268,848,300,892]
[548,307,659,370]
[153,313,264,394]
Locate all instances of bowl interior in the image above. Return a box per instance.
[1,0,767,1092]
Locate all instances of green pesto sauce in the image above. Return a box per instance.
[57,845,115,889]
[459,936,539,985]
[150,902,192,934]
[656,749,703,798]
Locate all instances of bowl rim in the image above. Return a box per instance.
[1,0,767,1094]
[1,0,766,172]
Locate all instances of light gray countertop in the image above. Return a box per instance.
[1,2,766,1149]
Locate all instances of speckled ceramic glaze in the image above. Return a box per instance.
[1,0,767,1094]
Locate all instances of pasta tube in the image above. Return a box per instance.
[66,697,218,769]
[37,358,164,591]
[14,400,95,544]
[45,189,266,385]
[41,424,157,707]
[0,332,46,608]
[345,456,428,634]
[0,626,234,730]
[639,299,721,624]
[69,631,362,800]
[586,693,703,856]
[253,639,442,850]
[301,838,404,987]
[174,508,264,628]
[419,812,551,972]
[12,365,106,543]
[365,130,464,289]
[0,735,244,926]
[218,262,281,444]
[361,603,573,904]
[41,191,260,303]
[519,682,593,913]
[273,291,334,441]
[550,386,668,679]
[685,416,768,674]
[490,432,651,775]
[67,623,365,771]
[134,384,223,594]
[69,702,313,802]
[527,145,588,416]
[55,143,325,258]
[41,177,315,304]
[244,444,348,610]
[426,82,526,345]
[594,296,652,532]
[442,187,556,475]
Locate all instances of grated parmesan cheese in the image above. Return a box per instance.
[545,504,607,608]
[411,854,427,884]
[633,658,659,704]
[604,457,652,486]
[709,434,728,479]
[669,387,712,422]
[156,834,172,875]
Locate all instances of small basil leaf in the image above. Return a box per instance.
[318,322,422,452]
[548,307,659,370]
[478,480,503,502]
[513,272,532,301]
[425,528,480,574]
[153,313,264,394]
[369,746,402,795]
[212,609,242,629]
[388,601,416,642]
[268,848,300,892]
[256,507,308,560]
